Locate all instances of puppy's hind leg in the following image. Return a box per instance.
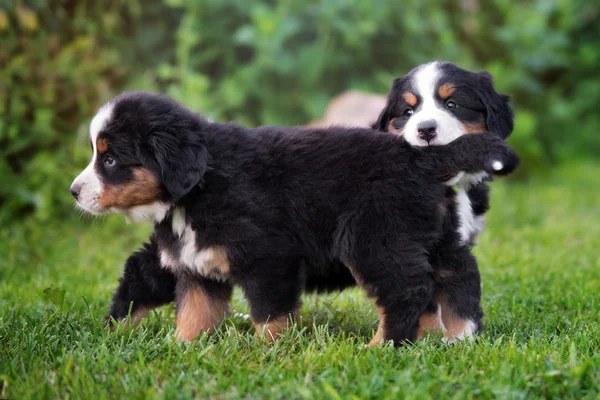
[239,257,304,342]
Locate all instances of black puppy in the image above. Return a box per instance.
[71,91,518,345]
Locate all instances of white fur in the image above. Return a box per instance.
[454,171,489,245]
[72,103,114,214]
[160,249,179,269]
[171,207,186,237]
[404,62,464,146]
[125,202,170,223]
[456,190,476,245]
[443,319,477,344]
[457,171,488,188]
[444,171,465,187]
[160,208,230,282]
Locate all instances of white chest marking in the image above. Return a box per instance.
[455,172,488,245]
[456,189,476,245]
[160,208,230,281]
[125,202,170,223]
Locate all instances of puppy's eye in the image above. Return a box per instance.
[446,101,458,109]
[403,108,414,116]
[104,155,117,168]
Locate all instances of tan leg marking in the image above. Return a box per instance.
[254,313,295,342]
[112,306,151,330]
[439,297,477,343]
[417,303,446,339]
[367,306,386,347]
[176,286,229,342]
[342,263,386,347]
[127,307,150,327]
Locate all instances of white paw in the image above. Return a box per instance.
[492,160,504,171]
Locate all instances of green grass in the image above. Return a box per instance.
[1,162,599,399]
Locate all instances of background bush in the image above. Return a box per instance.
[1,0,598,223]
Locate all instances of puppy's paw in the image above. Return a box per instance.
[487,150,519,176]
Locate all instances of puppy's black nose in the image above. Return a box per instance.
[70,183,80,200]
[417,120,437,143]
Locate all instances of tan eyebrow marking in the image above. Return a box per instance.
[438,83,455,99]
[402,92,418,107]
[96,138,109,153]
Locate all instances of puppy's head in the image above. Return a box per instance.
[374,61,513,146]
[70,92,209,221]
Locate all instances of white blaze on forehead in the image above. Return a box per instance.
[71,102,115,214]
[413,62,441,108]
[404,61,464,146]
[90,102,115,144]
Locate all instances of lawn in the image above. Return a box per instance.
[1,162,599,399]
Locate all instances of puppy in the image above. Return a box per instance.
[372,61,514,340]
[71,91,518,345]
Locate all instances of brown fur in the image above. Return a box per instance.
[175,285,229,342]
[438,83,455,99]
[255,313,295,342]
[387,119,403,136]
[367,306,385,347]
[416,305,446,339]
[96,138,109,153]
[98,168,162,208]
[402,92,418,107]
[204,246,231,279]
[462,121,487,134]
[439,297,471,342]
[436,268,455,280]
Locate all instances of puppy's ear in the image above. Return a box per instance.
[372,107,391,131]
[477,71,514,139]
[146,132,209,201]
[373,76,411,131]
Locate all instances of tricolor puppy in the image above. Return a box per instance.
[71,91,518,345]
[370,61,514,340]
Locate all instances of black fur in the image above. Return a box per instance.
[96,91,518,345]
[106,239,176,322]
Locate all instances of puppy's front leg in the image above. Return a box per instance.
[175,275,232,341]
[429,245,484,343]
[106,238,176,326]
[346,244,435,346]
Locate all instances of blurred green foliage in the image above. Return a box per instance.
[1,0,598,222]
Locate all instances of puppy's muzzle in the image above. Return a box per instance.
[70,183,81,200]
[417,120,437,143]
